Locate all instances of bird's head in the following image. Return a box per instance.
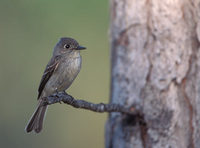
[53,37,86,56]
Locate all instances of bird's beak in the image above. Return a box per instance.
[76,45,86,50]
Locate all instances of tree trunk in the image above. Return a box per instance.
[106,0,200,148]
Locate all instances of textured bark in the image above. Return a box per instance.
[106,0,200,148]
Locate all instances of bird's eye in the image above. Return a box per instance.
[64,44,70,49]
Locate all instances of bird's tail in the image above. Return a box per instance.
[25,100,48,133]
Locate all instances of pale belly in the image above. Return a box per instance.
[42,56,81,97]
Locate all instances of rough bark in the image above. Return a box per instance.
[106,0,200,148]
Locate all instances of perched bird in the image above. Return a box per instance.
[25,37,86,133]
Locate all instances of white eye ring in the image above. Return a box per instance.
[64,44,70,49]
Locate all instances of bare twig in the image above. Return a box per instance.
[42,92,140,115]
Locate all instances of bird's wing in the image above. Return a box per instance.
[37,55,61,99]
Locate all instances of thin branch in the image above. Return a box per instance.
[42,92,141,116]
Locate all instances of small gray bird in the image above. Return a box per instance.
[25,37,86,133]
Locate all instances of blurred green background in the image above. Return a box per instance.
[0,0,109,148]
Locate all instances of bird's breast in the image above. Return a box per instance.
[57,56,82,90]
[42,56,81,98]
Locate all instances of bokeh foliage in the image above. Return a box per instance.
[0,0,109,148]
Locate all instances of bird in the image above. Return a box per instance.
[25,37,86,133]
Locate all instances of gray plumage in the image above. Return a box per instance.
[25,37,86,133]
